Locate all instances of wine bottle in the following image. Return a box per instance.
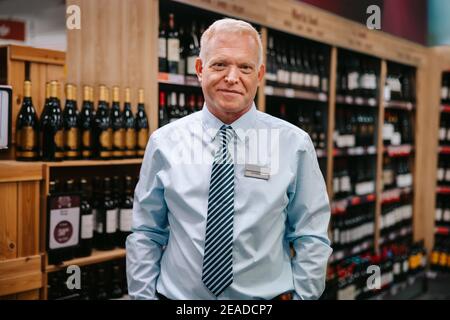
[95,177,117,251]
[16,80,39,161]
[75,177,94,258]
[186,21,200,77]
[41,81,64,161]
[80,86,94,159]
[159,90,169,127]
[135,88,149,157]
[118,175,133,248]
[123,88,136,158]
[111,86,125,159]
[63,84,80,160]
[158,19,168,73]
[167,13,180,74]
[93,85,112,159]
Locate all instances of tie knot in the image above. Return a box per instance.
[219,125,234,146]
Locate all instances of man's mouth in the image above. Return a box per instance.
[218,89,243,95]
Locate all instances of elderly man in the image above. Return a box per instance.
[126,18,332,300]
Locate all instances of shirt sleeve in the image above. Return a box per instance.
[285,133,333,300]
[126,132,169,300]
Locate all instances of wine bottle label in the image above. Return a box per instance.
[82,130,91,147]
[304,74,312,88]
[383,123,394,140]
[81,214,94,239]
[158,38,167,59]
[333,228,339,244]
[54,130,64,148]
[391,132,401,146]
[431,251,439,264]
[446,128,450,141]
[444,209,450,222]
[440,253,447,266]
[276,70,284,84]
[435,208,443,221]
[167,39,180,62]
[355,181,374,195]
[113,128,125,149]
[120,209,133,232]
[187,56,197,75]
[348,72,359,90]
[298,73,305,87]
[383,169,394,185]
[106,209,117,233]
[440,127,446,141]
[65,127,79,150]
[138,128,149,149]
[438,168,444,181]
[340,176,351,192]
[19,127,37,150]
[100,128,113,149]
[125,129,136,149]
[321,78,328,92]
[312,75,320,89]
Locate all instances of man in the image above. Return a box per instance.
[126,18,332,300]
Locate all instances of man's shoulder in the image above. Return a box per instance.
[151,111,202,142]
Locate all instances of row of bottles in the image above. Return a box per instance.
[158,89,203,127]
[441,72,450,105]
[331,203,375,253]
[383,109,414,146]
[334,108,376,148]
[265,31,329,93]
[47,259,127,300]
[323,241,427,300]
[380,193,413,240]
[333,157,376,199]
[158,12,204,76]
[382,157,413,190]
[430,235,450,273]
[336,51,379,99]
[15,81,149,161]
[47,175,136,265]
[273,102,326,150]
[435,195,450,227]
[385,62,416,102]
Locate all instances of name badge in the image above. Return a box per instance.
[244,164,270,180]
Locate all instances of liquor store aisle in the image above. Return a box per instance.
[0,0,450,301]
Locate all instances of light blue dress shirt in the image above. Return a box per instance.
[126,103,332,300]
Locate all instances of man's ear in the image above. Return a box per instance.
[257,64,266,85]
[195,57,203,82]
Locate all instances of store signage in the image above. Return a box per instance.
[0,20,25,41]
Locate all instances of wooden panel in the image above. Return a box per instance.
[375,60,387,254]
[30,63,48,117]
[0,255,42,296]
[0,182,18,260]
[257,27,267,113]
[9,45,65,66]
[0,161,42,183]
[17,181,40,257]
[46,249,126,272]
[16,289,40,300]
[326,47,337,198]
[66,0,158,133]
[8,60,25,145]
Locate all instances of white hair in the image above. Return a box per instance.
[199,18,263,68]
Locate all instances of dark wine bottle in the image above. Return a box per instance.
[167,13,180,74]
[111,86,125,159]
[16,80,39,161]
[80,86,94,159]
[41,81,64,161]
[118,175,133,248]
[123,88,136,158]
[63,84,80,160]
[93,85,112,159]
[135,88,149,157]
[95,177,117,251]
[74,177,94,258]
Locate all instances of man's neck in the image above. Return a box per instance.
[206,103,253,124]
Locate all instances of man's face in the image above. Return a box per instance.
[195,32,265,121]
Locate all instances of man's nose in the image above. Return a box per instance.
[224,66,239,85]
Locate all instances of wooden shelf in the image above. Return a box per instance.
[264,85,327,102]
[384,144,414,157]
[335,94,377,107]
[333,145,377,157]
[44,158,143,168]
[384,100,415,111]
[45,249,126,273]
[158,72,200,87]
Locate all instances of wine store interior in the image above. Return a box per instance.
[1,0,450,301]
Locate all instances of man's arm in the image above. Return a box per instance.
[126,133,169,300]
[285,133,333,300]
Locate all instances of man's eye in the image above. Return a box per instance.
[213,63,225,68]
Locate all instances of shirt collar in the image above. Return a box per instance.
[201,102,257,142]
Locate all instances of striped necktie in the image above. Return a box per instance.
[202,125,235,297]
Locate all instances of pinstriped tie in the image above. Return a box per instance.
[202,125,235,296]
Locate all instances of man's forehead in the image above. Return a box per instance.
[205,33,258,61]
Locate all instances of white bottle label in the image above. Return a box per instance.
[81,214,94,239]
[438,168,445,181]
[442,87,448,100]
[167,39,180,62]
[436,208,443,221]
[158,38,167,59]
[106,209,118,234]
[440,128,447,141]
[120,209,133,232]
[340,175,352,192]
